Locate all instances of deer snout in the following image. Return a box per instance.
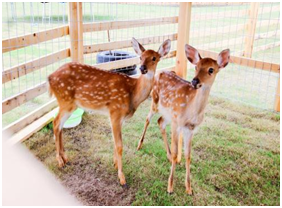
[140,65,148,74]
[192,78,202,89]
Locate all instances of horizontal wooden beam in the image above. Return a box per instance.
[195,30,279,51]
[94,50,176,70]
[190,19,278,40]
[83,16,178,33]
[2,82,47,114]
[255,30,280,40]
[2,99,57,136]
[84,34,177,54]
[197,49,280,73]
[252,42,280,54]
[257,19,280,27]
[2,49,70,84]
[2,26,69,53]
[6,107,58,146]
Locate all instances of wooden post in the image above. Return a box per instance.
[274,77,280,112]
[77,2,84,63]
[175,2,192,78]
[243,2,259,58]
[68,2,84,63]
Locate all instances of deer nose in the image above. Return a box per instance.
[191,78,200,88]
[140,65,147,74]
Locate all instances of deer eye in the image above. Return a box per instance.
[208,68,214,74]
[152,57,156,61]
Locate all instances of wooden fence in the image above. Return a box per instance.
[2,2,280,142]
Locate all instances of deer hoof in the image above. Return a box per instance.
[56,155,66,168]
[186,188,193,195]
[137,141,143,151]
[167,191,174,195]
[122,183,129,189]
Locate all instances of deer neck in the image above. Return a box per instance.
[132,71,155,109]
[193,84,212,114]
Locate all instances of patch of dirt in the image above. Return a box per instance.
[24,113,136,206]
[61,155,135,206]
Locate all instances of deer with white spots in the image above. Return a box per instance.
[137,45,230,194]
[47,38,171,187]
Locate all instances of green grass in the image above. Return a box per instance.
[23,96,280,205]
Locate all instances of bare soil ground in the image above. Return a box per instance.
[23,111,136,206]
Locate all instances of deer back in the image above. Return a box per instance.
[48,62,137,114]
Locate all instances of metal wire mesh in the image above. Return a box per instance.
[1,2,280,128]
[188,2,280,110]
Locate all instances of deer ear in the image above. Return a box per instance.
[185,44,202,65]
[217,49,230,68]
[158,39,171,57]
[132,37,145,56]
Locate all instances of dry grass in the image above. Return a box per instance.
[24,96,280,205]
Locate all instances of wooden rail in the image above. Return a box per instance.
[2,49,70,84]
[2,99,57,137]
[190,18,279,40]
[252,42,280,54]
[2,26,69,53]
[83,16,178,33]
[84,34,178,54]
[197,49,280,73]
[196,31,279,51]
[2,83,47,114]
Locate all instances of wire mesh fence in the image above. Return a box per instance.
[1,2,280,128]
[188,2,280,110]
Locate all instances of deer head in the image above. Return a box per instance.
[185,44,230,89]
[132,38,171,76]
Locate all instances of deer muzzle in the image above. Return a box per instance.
[140,65,148,74]
[192,78,202,89]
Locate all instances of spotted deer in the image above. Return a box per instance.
[137,45,230,194]
[48,38,171,187]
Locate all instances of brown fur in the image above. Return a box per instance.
[137,45,230,194]
[48,38,171,186]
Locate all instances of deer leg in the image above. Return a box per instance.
[157,116,171,162]
[53,109,73,167]
[177,133,183,164]
[110,115,126,186]
[113,150,118,169]
[167,122,179,194]
[183,128,193,195]
[137,102,156,150]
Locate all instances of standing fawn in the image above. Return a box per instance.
[48,38,171,187]
[137,45,230,194]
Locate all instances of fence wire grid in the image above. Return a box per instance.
[2,2,280,128]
